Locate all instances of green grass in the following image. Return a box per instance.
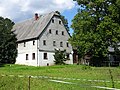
[0,64,120,90]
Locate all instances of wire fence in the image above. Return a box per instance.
[0,71,120,90]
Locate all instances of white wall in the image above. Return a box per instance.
[16,40,38,66]
[38,51,73,66]
[38,51,55,66]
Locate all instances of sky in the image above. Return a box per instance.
[0,0,78,35]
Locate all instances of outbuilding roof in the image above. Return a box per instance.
[12,11,59,42]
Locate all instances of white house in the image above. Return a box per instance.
[12,11,73,66]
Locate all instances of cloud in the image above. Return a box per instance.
[0,0,75,22]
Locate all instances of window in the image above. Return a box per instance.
[59,20,61,24]
[32,53,35,60]
[60,42,63,47]
[26,54,28,60]
[33,41,35,45]
[66,54,70,59]
[43,40,46,45]
[52,19,54,23]
[24,42,26,47]
[53,41,56,46]
[44,53,47,59]
[62,31,64,35]
[49,29,51,34]
[66,42,69,47]
[56,30,58,35]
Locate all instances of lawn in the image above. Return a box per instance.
[0,64,120,90]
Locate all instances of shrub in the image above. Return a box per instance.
[54,49,67,65]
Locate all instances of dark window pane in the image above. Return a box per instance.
[33,41,35,45]
[56,30,58,35]
[44,53,47,59]
[26,54,28,60]
[53,41,56,46]
[62,31,64,35]
[49,29,51,34]
[60,42,63,47]
[43,40,46,45]
[32,53,35,60]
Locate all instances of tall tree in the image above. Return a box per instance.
[70,0,120,65]
[0,17,17,64]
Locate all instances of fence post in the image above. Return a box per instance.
[109,69,115,88]
[28,76,31,90]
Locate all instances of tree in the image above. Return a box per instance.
[0,17,17,64]
[70,0,120,66]
[54,49,66,65]
[55,11,69,32]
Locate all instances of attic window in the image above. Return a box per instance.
[60,42,63,47]
[66,42,69,47]
[52,19,54,23]
[43,40,46,45]
[49,29,51,34]
[59,20,61,24]
[53,41,56,46]
[56,30,58,35]
[62,31,64,35]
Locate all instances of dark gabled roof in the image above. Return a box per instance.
[12,11,59,42]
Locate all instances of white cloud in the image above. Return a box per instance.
[0,0,75,22]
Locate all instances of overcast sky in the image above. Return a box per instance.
[0,0,78,34]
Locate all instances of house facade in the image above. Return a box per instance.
[12,11,73,66]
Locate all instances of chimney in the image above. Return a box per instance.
[35,13,39,20]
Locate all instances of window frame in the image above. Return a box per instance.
[44,53,48,60]
[32,53,35,60]
[33,40,35,45]
[62,31,64,35]
[59,20,61,24]
[43,40,46,45]
[26,54,28,60]
[53,41,56,46]
[66,42,69,47]
[60,42,63,47]
[56,30,58,35]
[49,29,52,34]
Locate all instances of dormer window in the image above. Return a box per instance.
[56,30,58,35]
[52,19,54,23]
[59,20,61,24]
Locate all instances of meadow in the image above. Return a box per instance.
[0,64,120,90]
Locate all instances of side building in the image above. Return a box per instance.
[12,11,73,66]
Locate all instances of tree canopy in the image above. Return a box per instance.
[0,17,17,64]
[70,0,120,65]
